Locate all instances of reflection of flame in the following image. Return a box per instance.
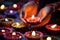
[46,37,51,40]
[10,10,13,13]
[5,18,9,22]
[32,31,36,36]
[12,32,16,35]
[1,30,5,32]
[51,24,57,28]
[16,22,20,26]
[1,5,5,9]
[31,15,34,19]
[13,4,17,8]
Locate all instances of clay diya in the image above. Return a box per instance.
[24,31,43,40]
[0,27,11,35]
[0,18,14,27]
[42,35,58,40]
[4,10,18,15]
[26,15,40,25]
[45,24,60,35]
[8,4,20,10]
[12,22,27,33]
[3,32,24,40]
[4,10,18,18]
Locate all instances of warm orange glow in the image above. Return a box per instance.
[5,18,9,22]
[51,24,57,28]
[12,32,16,35]
[13,4,17,8]
[32,31,36,36]
[46,37,51,40]
[10,10,13,13]
[1,30,5,32]
[0,5,5,9]
[31,15,34,19]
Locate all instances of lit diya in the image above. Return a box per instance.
[42,35,58,40]
[12,22,26,33]
[0,27,11,35]
[24,31,43,40]
[4,10,18,15]
[45,24,60,35]
[0,18,14,27]
[13,4,17,8]
[4,10,18,18]
[0,4,7,10]
[3,32,24,40]
[8,4,20,10]
[26,15,40,25]
[12,22,26,28]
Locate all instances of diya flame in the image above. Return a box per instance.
[32,31,36,36]
[51,24,57,28]
[5,18,9,22]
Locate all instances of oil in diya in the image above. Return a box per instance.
[42,35,58,40]
[0,18,14,27]
[24,31,43,40]
[45,24,60,35]
[12,22,27,33]
[26,15,40,25]
[3,32,24,40]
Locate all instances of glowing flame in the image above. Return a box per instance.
[10,10,13,13]
[46,37,51,40]
[13,4,17,8]
[32,31,36,36]
[12,32,16,35]
[16,22,20,26]
[5,18,9,22]
[1,30,5,32]
[0,5,5,9]
[31,15,34,19]
[51,24,57,28]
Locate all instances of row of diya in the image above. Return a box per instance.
[0,4,20,12]
[0,27,59,40]
[0,16,60,40]
[0,9,19,19]
[0,15,60,35]
[0,3,23,15]
[0,4,19,10]
[0,3,24,11]
[0,4,21,18]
